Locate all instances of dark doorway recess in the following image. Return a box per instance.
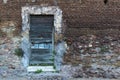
[29,15,54,66]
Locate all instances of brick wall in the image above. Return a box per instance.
[0,0,120,31]
[0,0,120,78]
[0,0,120,50]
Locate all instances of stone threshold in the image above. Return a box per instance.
[27,66,56,72]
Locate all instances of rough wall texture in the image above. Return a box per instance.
[0,0,120,30]
[0,0,120,79]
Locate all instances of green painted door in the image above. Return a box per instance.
[29,15,54,66]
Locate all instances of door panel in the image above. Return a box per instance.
[29,15,54,66]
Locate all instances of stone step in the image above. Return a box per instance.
[29,60,54,65]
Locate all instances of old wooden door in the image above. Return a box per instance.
[29,15,54,66]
